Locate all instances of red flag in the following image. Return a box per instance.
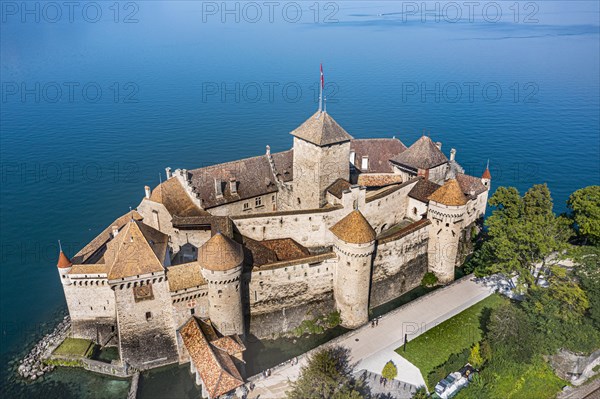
[320,63,324,89]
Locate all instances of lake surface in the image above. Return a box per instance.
[1,1,599,397]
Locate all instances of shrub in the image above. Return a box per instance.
[381,360,398,381]
[421,272,438,288]
[468,342,484,369]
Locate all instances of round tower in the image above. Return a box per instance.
[199,233,244,336]
[330,210,376,329]
[427,179,467,284]
[57,242,73,286]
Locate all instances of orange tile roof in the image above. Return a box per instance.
[428,179,468,206]
[482,167,491,179]
[57,251,72,268]
[330,210,376,244]
[167,262,207,292]
[179,318,244,399]
[106,220,167,280]
[357,173,402,187]
[199,233,244,272]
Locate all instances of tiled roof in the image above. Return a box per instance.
[179,318,244,399]
[106,220,167,280]
[408,178,441,203]
[326,178,352,199]
[72,211,143,265]
[428,179,468,206]
[350,138,406,173]
[357,174,402,187]
[211,336,246,356]
[330,210,376,244]
[149,177,208,217]
[482,167,491,179]
[167,262,206,292]
[188,150,292,209]
[290,111,353,146]
[455,173,487,196]
[69,264,108,275]
[260,238,311,261]
[199,233,244,272]
[57,251,72,269]
[391,136,448,170]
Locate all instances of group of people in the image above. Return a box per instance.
[370,317,382,328]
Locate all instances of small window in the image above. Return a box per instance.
[243,202,250,210]
[413,207,418,215]
[361,156,369,171]
[255,197,262,207]
[146,312,152,321]
[271,195,276,202]
[190,308,195,315]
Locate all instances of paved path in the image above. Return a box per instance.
[247,276,493,399]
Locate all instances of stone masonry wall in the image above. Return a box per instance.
[114,277,179,369]
[370,223,430,308]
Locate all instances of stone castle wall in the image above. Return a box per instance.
[64,276,116,343]
[170,287,209,330]
[370,222,430,308]
[244,257,337,338]
[113,276,179,369]
[362,179,419,233]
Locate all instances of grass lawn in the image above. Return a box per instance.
[54,337,95,358]
[396,294,506,379]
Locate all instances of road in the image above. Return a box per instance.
[247,276,494,399]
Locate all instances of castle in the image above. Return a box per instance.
[56,109,491,398]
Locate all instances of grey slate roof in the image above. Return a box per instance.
[350,138,407,173]
[455,173,487,196]
[290,111,353,146]
[407,178,441,203]
[391,136,448,170]
[188,150,293,209]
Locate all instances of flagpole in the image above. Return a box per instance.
[318,64,323,114]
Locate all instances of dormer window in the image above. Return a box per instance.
[229,178,237,194]
[361,156,369,171]
[214,178,223,198]
[349,151,356,165]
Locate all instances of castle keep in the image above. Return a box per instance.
[56,109,491,398]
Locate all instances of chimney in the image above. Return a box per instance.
[229,177,237,195]
[215,178,223,198]
[112,226,119,238]
[165,167,172,179]
[450,148,456,162]
[435,142,442,151]
[266,145,271,156]
[144,185,151,199]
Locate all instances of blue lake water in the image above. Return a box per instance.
[1,1,599,397]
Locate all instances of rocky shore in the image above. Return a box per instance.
[17,316,71,381]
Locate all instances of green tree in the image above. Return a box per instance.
[286,346,368,399]
[478,184,570,288]
[573,246,600,328]
[487,303,536,362]
[468,342,484,368]
[381,360,398,381]
[567,186,600,245]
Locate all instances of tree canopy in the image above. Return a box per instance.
[567,186,600,245]
[286,346,369,399]
[381,361,398,381]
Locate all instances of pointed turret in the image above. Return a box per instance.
[330,209,376,244]
[481,160,491,189]
[428,179,468,206]
[57,249,72,269]
[199,232,244,271]
[57,241,72,286]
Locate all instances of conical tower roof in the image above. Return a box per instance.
[428,179,468,206]
[482,167,491,179]
[57,250,72,269]
[290,111,353,146]
[199,233,244,271]
[391,136,448,170]
[330,210,376,244]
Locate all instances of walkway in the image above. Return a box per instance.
[247,276,494,398]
